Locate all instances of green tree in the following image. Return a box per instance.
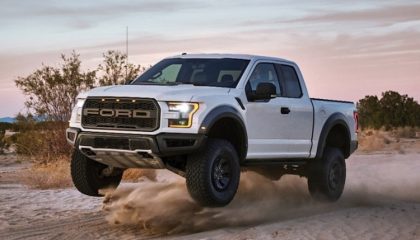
[357,95,382,129]
[400,95,420,127]
[357,91,420,129]
[379,91,404,128]
[380,91,420,128]
[15,51,96,121]
[97,50,144,86]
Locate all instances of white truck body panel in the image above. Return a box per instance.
[69,53,357,160]
[310,99,357,158]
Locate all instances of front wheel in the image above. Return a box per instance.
[186,139,240,207]
[71,149,123,196]
[307,147,346,202]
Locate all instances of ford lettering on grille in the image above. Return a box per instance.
[83,109,152,118]
[81,98,159,131]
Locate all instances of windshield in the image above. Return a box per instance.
[131,58,250,88]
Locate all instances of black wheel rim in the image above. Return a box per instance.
[328,162,342,191]
[212,156,231,191]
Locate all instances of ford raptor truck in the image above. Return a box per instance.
[66,54,358,207]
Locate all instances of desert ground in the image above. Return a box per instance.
[1,136,420,239]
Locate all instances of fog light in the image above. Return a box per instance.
[66,128,79,145]
[67,131,76,142]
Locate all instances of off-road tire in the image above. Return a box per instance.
[307,147,346,202]
[71,148,123,196]
[186,139,240,207]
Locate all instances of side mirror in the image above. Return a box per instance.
[247,82,277,101]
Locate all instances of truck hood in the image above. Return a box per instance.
[84,85,231,102]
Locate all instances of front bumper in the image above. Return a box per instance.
[66,128,206,158]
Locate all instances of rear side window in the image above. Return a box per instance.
[275,64,302,98]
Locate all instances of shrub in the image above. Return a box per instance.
[0,131,5,154]
[394,126,417,139]
[358,91,420,129]
[19,158,72,189]
[13,120,71,164]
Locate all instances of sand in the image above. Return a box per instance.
[1,150,420,239]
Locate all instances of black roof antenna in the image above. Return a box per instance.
[182,52,187,55]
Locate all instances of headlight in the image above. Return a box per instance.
[75,98,85,123]
[167,102,199,128]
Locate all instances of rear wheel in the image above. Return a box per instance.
[307,147,346,202]
[71,148,123,196]
[186,139,240,207]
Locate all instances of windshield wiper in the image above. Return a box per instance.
[191,82,208,86]
[136,82,181,86]
[176,81,209,86]
[135,81,211,87]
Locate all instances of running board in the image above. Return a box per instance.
[78,146,165,169]
[243,158,309,167]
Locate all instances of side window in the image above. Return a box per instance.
[247,63,281,95]
[276,64,302,98]
[148,64,181,83]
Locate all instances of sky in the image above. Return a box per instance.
[1,0,419,117]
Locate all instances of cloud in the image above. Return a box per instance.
[1,0,207,16]
[289,4,420,25]
[242,3,420,27]
[0,0,208,29]
[1,1,420,116]
[301,30,420,60]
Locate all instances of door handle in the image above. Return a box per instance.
[281,107,290,114]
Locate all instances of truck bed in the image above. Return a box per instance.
[309,98,357,158]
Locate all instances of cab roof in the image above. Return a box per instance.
[167,53,295,65]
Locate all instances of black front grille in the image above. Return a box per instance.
[82,97,160,131]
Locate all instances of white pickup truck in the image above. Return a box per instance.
[67,54,358,207]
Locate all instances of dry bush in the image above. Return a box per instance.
[19,158,72,189]
[357,128,420,153]
[359,129,387,152]
[14,122,71,164]
[393,126,417,139]
[0,132,5,154]
[123,168,157,182]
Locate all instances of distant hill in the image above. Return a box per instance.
[0,117,16,123]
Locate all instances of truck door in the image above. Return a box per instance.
[274,63,313,157]
[245,62,313,159]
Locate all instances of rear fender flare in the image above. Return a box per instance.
[315,113,351,159]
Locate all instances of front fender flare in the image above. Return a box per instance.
[198,105,248,160]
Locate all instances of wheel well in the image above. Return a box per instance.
[324,124,350,158]
[207,117,247,161]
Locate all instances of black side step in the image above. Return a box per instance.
[242,158,309,167]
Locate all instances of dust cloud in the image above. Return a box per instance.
[102,154,420,235]
[103,172,328,234]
